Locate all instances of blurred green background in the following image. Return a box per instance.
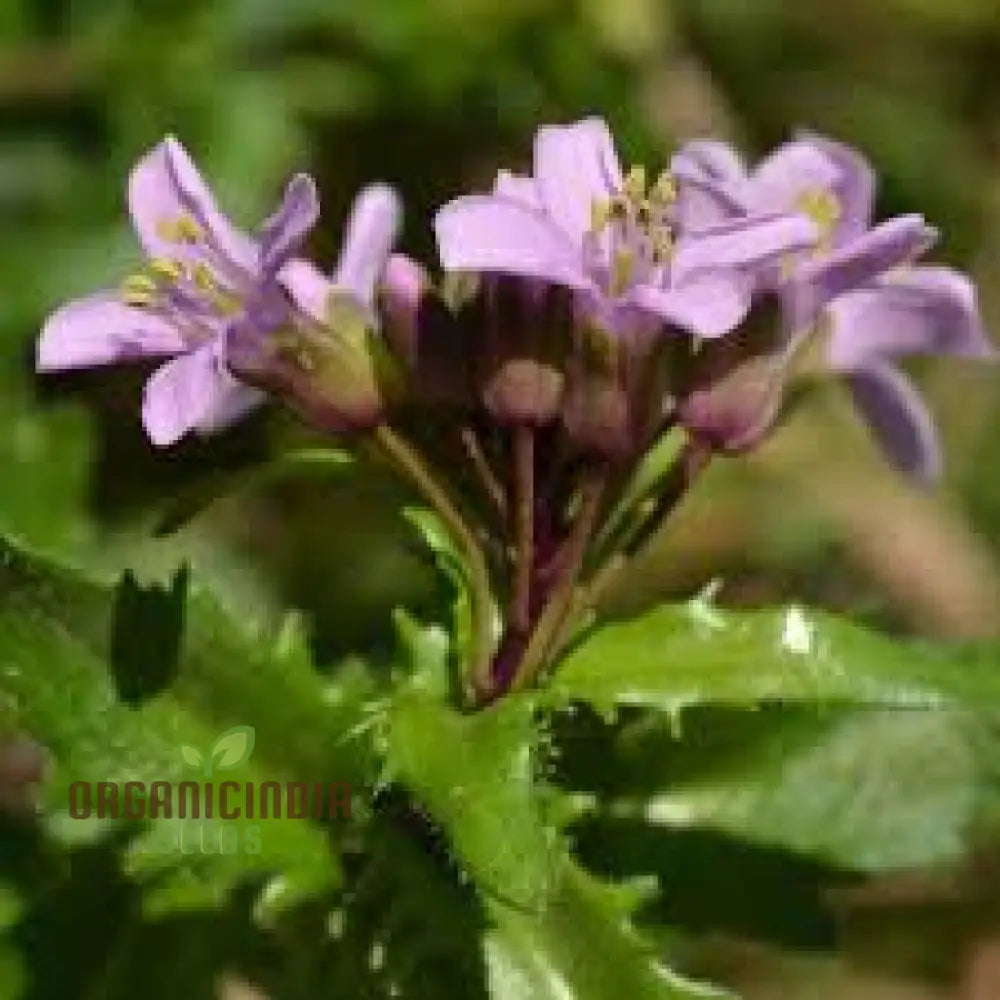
[2,1,1000,996]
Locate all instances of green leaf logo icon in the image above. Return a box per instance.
[209,725,255,775]
[178,725,255,778]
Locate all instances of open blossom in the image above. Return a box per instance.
[37,136,319,446]
[434,117,819,343]
[671,134,994,477]
[226,183,404,432]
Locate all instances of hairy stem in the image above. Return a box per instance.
[372,425,496,702]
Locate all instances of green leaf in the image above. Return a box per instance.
[401,505,476,668]
[584,706,1000,873]
[485,860,731,1000]
[385,682,559,912]
[548,600,1000,714]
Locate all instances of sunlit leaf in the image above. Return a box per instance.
[549,601,1000,714]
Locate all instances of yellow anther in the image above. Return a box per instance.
[155,213,203,244]
[609,247,636,297]
[191,261,218,292]
[623,165,647,202]
[148,257,185,283]
[636,199,652,227]
[120,278,156,305]
[651,228,674,264]
[175,214,203,242]
[590,199,612,233]
[794,188,842,253]
[119,273,158,307]
[651,170,677,205]
[121,289,156,307]
[121,273,157,294]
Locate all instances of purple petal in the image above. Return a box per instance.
[793,131,876,241]
[827,265,995,370]
[493,170,541,210]
[128,136,256,274]
[671,213,819,283]
[333,183,401,310]
[788,215,937,329]
[671,140,746,186]
[278,258,335,325]
[434,195,590,290]
[632,271,753,338]
[532,118,622,248]
[671,142,748,232]
[745,139,843,215]
[141,342,262,446]
[37,291,186,372]
[258,173,320,273]
[845,362,942,480]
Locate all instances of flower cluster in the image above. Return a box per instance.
[38,119,995,705]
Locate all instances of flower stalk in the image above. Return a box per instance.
[370,424,497,703]
[509,426,535,635]
[508,468,607,695]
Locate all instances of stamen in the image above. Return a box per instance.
[623,165,647,203]
[191,262,218,292]
[155,214,204,245]
[650,170,677,205]
[608,195,629,220]
[794,188,842,253]
[609,247,636,297]
[148,257,185,283]
[120,273,158,307]
[590,199,612,233]
[650,229,674,264]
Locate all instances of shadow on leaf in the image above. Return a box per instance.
[110,566,188,705]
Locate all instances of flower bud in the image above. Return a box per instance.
[561,318,669,458]
[675,298,790,453]
[476,276,571,427]
[226,293,402,434]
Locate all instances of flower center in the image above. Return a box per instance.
[587,165,677,297]
[119,213,244,318]
[794,187,841,255]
